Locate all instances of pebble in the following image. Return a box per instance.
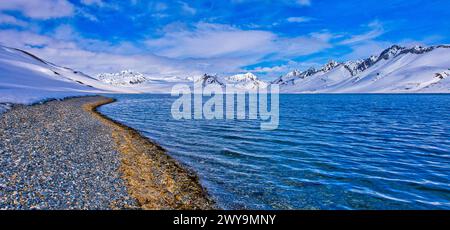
[0,97,138,209]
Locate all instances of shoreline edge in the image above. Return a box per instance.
[84,96,216,210]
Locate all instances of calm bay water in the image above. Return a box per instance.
[99,94,450,210]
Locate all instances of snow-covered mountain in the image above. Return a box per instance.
[96,70,147,86]
[224,72,269,90]
[3,43,447,108]
[78,44,450,94]
[275,45,450,93]
[194,74,224,87]
[190,72,268,90]
[96,70,195,93]
[97,71,269,91]
[0,45,133,104]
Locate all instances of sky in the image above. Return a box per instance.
[0,0,449,80]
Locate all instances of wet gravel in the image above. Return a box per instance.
[0,97,137,209]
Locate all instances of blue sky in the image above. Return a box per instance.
[0,0,449,80]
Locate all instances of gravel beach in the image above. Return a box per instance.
[0,96,215,210]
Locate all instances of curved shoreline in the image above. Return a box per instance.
[84,96,216,210]
[0,96,215,210]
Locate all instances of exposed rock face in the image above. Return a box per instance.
[195,74,224,87]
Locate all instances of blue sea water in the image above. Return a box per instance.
[99,94,450,210]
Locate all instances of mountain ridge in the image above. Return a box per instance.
[272,44,450,93]
[0,44,133,104]
[92,44,450,93]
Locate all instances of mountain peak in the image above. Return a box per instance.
[322,60,340,72]
[97,70,147,85]
[227,72,258,81]
[225,72,268,89]
[196,74,224,87]
[377,45,406,61]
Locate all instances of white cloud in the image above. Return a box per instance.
[146,23,275,59]
[275,36,331,58]
[0,28,258,77]
[0,30,53,48]
[339,20,385,45]
[80,0,104,6]
[342,40,392,60]
[0,13,28,27]
[0,0,74,19]
[146,22,330,61]
[179,1,196,15]
[286,17,313,23]
[154,2,168,11]
[296,0,311,6]
[0,21,332,78]
[336,20,390,60]
[250,65,287,73]
[246,60,323,79]
[77,10,99,21]
[310,31,337,42]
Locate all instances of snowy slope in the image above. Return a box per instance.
[278,45,450,93]
[275,61,353,92]
[419,70,450,92]
[0,45,133,105]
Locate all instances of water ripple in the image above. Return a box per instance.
[99,94,450,210]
